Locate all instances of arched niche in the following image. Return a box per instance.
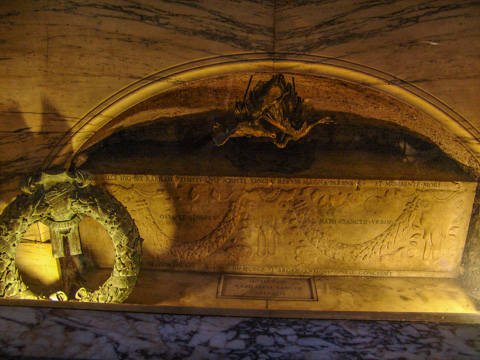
[38,53,480,178]
[23,54,480,319]
[72,75,478,181]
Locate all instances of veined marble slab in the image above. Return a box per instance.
[82,174,477,278]
[0,0,274,181]
[0,305,479,360]
[276,0,480,129]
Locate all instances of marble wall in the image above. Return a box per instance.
[276,0,480,127]
[0,0,274,181]
[0,0,480,183]
[1,2,480,358]
[0,306,479,359]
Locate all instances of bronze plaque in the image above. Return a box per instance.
[217,274,317,301]
[86,175,477,278]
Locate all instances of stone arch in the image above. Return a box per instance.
[40,53,480,176]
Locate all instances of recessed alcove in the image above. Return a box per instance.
[78,73,477,180]
[6,73,480,321]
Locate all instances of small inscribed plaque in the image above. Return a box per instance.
[217,274,317,301]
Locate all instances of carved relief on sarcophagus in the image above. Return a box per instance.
[82,174,476,279]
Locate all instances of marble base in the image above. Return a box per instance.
[0,306,479,359]
[4,270,480,324]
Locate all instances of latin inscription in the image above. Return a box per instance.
[158,214,218,221]
[101,174,446,189]
[155,262,396,277]
[218,274,317,300]
[317,219,392,225]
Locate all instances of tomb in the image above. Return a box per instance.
[2,73,480,322]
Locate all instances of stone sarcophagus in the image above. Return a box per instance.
[14,172,468,320]
[87,175,475,279]
[2,172,480,320]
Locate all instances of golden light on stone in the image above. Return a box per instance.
[91,174,475,278]
[1,69,479,321]
[16,242,61,287]
[16,223,62,287]
[0,171,142,303]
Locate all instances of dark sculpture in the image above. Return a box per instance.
[214,74,331,148]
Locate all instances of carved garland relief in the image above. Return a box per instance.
[95,175,476,277]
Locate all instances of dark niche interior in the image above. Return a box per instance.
[79,110,473,182]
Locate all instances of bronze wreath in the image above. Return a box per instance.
[0,171,143,303]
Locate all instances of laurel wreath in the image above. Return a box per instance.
[0,171,142,303]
